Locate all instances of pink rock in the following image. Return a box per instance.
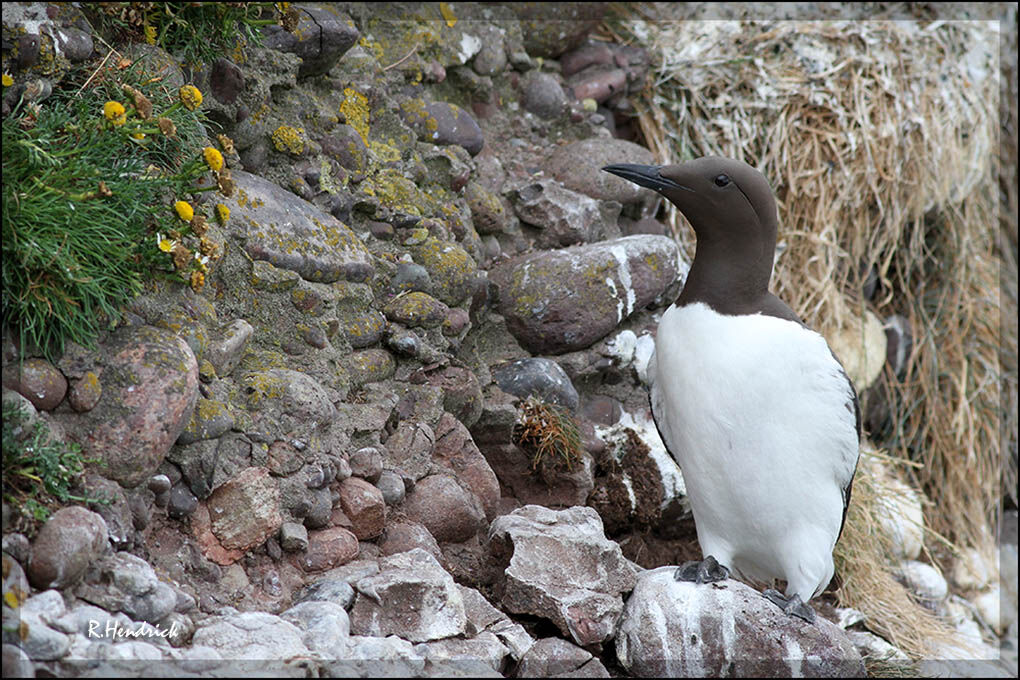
[192,503,244,566]
[378,521,443,562]
[207,467,283,551]
[27,506,108,589]
[402,474,486,544]
[572,69,627,103]
[2,357,68,411]
[302,527,359,572]
[432,413,500,520]
[338,477,386,540]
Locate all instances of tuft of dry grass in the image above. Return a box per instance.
[604,7,1017,659]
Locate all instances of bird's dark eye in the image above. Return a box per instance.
[714,174,730,187]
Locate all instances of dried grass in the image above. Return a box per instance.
[604,7,1017,660]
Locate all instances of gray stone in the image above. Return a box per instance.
[1,643,33,677]
[493,357,579,411]
[431,412,500,521]
[488,505,637,646]
[521,71,567,119]
[280,522,309,552]
[517,637,609,678]
[489,235,686,354]
[384,421,436,481]
[75,551,177,624]
[261,4,359,78]
[544,137,656,205]
[510,178,610,248]
[349,549,466,642]
[329,635,426,677]
[176,398,233,446]
[222,170,372,283]
[296,578,357,610]
[383,291,449,329]
[321,125,368,180]
[378,521,443,563]
[349,447,384,483]
[345,311,386,348]
[205,319,253,377]
[191,611,310,660]
[281,600,350,658]
[390,261,433,295]
[415,631,509,676]
[376,470,406,506]
[615,567,865,677]
[406,233,479,307]
[27,506,108,590]
[405,101,484,157]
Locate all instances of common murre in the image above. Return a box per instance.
[602,157,861,623]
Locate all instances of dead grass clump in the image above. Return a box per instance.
[604,8,1016,659]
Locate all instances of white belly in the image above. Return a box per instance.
[650,302,859,600]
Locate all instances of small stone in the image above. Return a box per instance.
[383,291,449,329]
[378,521,442,562]
[402,474,486,544]
[302,527,359,572]
[375,470,406,506]
[206,467,283,551]
[205,319,253,378]
[339,477,386,540]
[280,522,310,552]
[148,474,172,494]
[27,506,109,590]
[344,312,386,349]
[390,262,432,295]
[67,370,102,412]
[493,357,579,411]
[521,71,566,119]
[2,358,67,411]
[349,447,384,483]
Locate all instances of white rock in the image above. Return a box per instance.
[869,459,924,560]
[954,543,998,591]
[192,611,311,661]
[973,586,1002,635]
[827,309,887,390]
[846,630,910,664]
[898,559,948,604]
[329,635,426,677]
[281,600,351,658]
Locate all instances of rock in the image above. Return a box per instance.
[384,421,436,481]
[2,358,67,411]
[465,182,510,236]
[206,467,283,551]
[383,291,449,329]
[1,644,33,677]
[348,447,384,483]
[27,506,108,590]
[415,366,484,429]
[176,397,233,446]
[458,585,535,660]
[261,4,359,78]
[321,125,368,181]
[571,68,627,104]
[346,349,396,385]
[415,631,509,676]
[60,325,198,488]
[545,138,657,204]
[615,567,865,677]
[167,483,199,520]
[303,487,333,529]
[404,101,485,157]
[487,505,637,646]
[338,477,386,540]
[489,235,685,354]
[472,34,507,76]
[349,549,466,642]
[205,319,253,377]
[517,637,610,678]
[561,42,615,77]
[281,600,350,658]
[221,170,372,283]
[280,522,309,552]
[208,56,244,104]
[510,3,608,59]
[378,522,443,563]
[390,261,432,295]
[67,370,102,412]
[869,458,924,560]
[406,232,479,306]
[375,470,406,506]
[191,611,310,661]
[80,473,133,548]
[432,413,500,521]
[302,527,359,572]
[329,635,426,677]
[402,474,487,544]
[75,551,177,624]
[345,311,386,348]
[510,178,611,248]
[295,578,356,610]
[897,560,948,607]
[493,357,579,411]
[7,593,70,661]
[521,71,566,119]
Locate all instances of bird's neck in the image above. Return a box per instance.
[677,234,774,315]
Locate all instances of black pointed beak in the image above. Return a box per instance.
[601,164,691,192]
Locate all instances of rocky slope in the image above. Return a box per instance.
[2,2,1015,677]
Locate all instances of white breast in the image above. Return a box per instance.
[650,302,859,601]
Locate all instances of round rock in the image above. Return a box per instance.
[401,474,486,544]
[493,358,579,411]
[521,71,567,119]
[27,506,109,590]
[2,357,67,411]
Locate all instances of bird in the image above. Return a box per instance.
[602,157,860,623]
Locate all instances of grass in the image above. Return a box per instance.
[1,55,225,361]
[1,400,107,534]
[513,395,584,473]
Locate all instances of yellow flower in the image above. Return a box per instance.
[174,200,194,222]
[203,147,224,172]
[103,100,126,126]
[132,132,146,140]
[156,233,174,252]
[2,73,12,87]
[179,85,203,111]
[215,203,230,224]
[144,25,157,45]
[190,270,205,292]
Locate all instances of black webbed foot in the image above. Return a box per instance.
[763,588,816,623]
[674,555,730,584]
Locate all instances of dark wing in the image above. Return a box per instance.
[835,363,861,542]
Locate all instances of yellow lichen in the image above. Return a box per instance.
[339,87,370,146]
[271,125,306,154]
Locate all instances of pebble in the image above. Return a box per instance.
[27,506,109,590]
[493,357,579,411]
[375,470,407,506]
[349,447,384,483]
[280,522,310,552]
[520,71,566,119]
[402,474,486,544]
[1,358,67,411]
